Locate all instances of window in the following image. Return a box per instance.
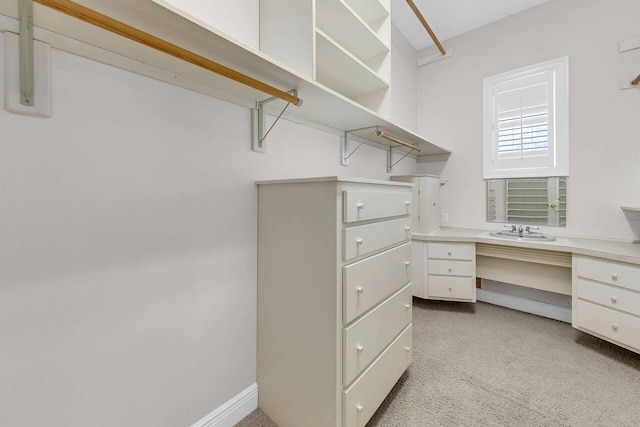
[483,57,569,179]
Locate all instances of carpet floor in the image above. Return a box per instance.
[237,299,640,426]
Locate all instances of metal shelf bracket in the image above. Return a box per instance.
[251,89,300,152]
[387,146,413,173]
[19,0,34,106]
[341,131,365,166]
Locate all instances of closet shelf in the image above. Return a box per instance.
[622,206,640,221]
[0,0,450,157]
[345,0,389,26]
[315,29,389,98]
[316,0,390,62]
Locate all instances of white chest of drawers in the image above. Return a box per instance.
[426,242,476,302]
[573,255,640,353]
[257,177,413,427]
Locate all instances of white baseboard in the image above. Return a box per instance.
[191,383,258,427]
[477,289,571,323]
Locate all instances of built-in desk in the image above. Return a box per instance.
[412,228,640,355]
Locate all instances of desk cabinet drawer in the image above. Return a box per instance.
[343,284,412,385]
[343,243,411,324]
[575,256,640,291]
[343,325,412,427]
[576,279,640,316]
[428,276,475,301]
[343,218,411,261]
[428,259,474,277]
[428,242,474,260]
[343,191,412,223]
[575,299,640,351]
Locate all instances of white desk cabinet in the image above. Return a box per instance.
[257,177,413,427]
[391,174,441,298]
[426,242,476,302]
[573,255,640,354]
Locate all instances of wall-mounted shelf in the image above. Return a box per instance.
[622,206,640,221]
[315,29,389,98]
[0,0,450,157]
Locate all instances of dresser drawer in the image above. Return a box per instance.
[428,259,474,277]
[343,217,411,261]
[576,278,640,317]
[575,256,640,292]
[575,299,640,351]
[343,324,412,427]
[343,243,411,324]
[428,242,474,260]
[343,284,412,385]
[428,276,475,301]
[343,191,412,223]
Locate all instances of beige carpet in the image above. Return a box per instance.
[237,298,640,426]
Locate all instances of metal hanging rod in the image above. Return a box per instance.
[405,0,446,55]
[632,74,640,85]
[376,130,422,152]
[32,0,302,106]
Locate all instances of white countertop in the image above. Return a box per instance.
[256,176,414,186]
[413,227,640,265]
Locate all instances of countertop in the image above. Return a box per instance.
[413,227,640,265]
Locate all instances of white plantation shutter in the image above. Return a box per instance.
[483,57,569,179]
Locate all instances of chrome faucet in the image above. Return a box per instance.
[525,225,540,234]
[518,225,524,237]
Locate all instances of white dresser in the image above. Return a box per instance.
[573,255,640,353]
[257,177,413,427]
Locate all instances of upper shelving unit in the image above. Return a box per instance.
[0,0,450,156]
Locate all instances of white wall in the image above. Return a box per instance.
[0,35,415,426]
[416,0,640,241]
[390,24,418,132]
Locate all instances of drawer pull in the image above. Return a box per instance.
[405,226,411,232]
[405,261,411,266]
[611,296,617,304]
[448,286,453,292]
[612,323,619,331]
[356,345,364,353]
[357,202,364,210]
[447,250,452,256]
[405,201,411,206]
[448,266,452,272]
[356,285,364,294]
[356,404,363,413]
[611,273,618,281]
[356,238,363,245]
[405,346,412,352]
[404,303,411,309]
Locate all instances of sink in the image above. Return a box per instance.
[489,230,556,242]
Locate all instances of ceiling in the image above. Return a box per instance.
[392,0,551,51]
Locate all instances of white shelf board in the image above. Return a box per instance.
[344,0,389,27]
[316,0,389,62]
[0,0,450,157]
[315,29,389,99]
[622,206,640,221]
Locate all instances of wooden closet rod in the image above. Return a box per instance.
[376,130,422,152]
[32,0,302,105]
[632,74,640,85]
[405,0,446,55]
